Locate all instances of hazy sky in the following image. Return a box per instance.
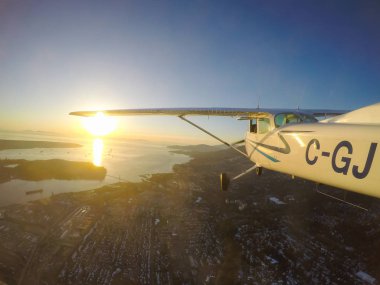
[0,0,379,142]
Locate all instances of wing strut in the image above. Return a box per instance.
[178,116,248,158]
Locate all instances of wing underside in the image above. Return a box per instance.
[70,107,347,119]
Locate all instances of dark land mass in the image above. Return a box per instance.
[0,146,380,284]
[0,159,106,182]
[0,139,81,151]
[168,144,226,154]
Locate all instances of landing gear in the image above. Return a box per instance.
[220,165,260,191]
[220,173,230,191]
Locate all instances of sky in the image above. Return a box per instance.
[0,0,379,143]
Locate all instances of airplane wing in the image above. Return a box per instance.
[70,107,348,118]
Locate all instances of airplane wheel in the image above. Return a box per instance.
[256,167,263,176]
[220,173,230,191]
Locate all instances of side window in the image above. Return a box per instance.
[275,114,286,127]
[258,118,271,134]
[274,113,302,127]
[286,114,300,124]
[299,114,318,123]
[250,119,257,133]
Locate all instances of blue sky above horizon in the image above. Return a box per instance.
[0,0,379,142]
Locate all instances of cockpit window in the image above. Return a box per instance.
[298,113,318,123]
[275,113,317,127]
[258,118,271,134]
[275,113,298,127]
[250,119,257,133]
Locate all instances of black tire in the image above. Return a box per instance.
[220,173,230,191]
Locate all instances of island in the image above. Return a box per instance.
[0,139,81,151]
[0,139,103,183]
[0,159,106,182]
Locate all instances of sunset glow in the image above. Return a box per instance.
[82,112,117,137]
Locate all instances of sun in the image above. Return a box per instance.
[82,112,117,136]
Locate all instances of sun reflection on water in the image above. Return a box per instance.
[92,138,104,166]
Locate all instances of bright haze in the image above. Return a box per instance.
[0,0,379,143]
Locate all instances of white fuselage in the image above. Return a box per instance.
[245,122,380,198]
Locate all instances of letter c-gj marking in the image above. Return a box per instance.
[306,139,320,165]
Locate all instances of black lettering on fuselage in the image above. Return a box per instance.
[332,141,352,175]
[306,139,319,165]
[352,143,378,179]
[305,139,377,180]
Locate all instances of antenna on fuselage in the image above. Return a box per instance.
[297,94,303,111]
[257,95,260,109]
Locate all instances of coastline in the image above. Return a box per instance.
[0,137,190,206]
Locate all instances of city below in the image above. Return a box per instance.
[0,146,379,284]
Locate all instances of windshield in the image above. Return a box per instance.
[275,113,318,127]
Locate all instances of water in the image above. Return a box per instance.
[0,131,190,206]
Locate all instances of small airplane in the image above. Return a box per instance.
[70,102,380,203]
